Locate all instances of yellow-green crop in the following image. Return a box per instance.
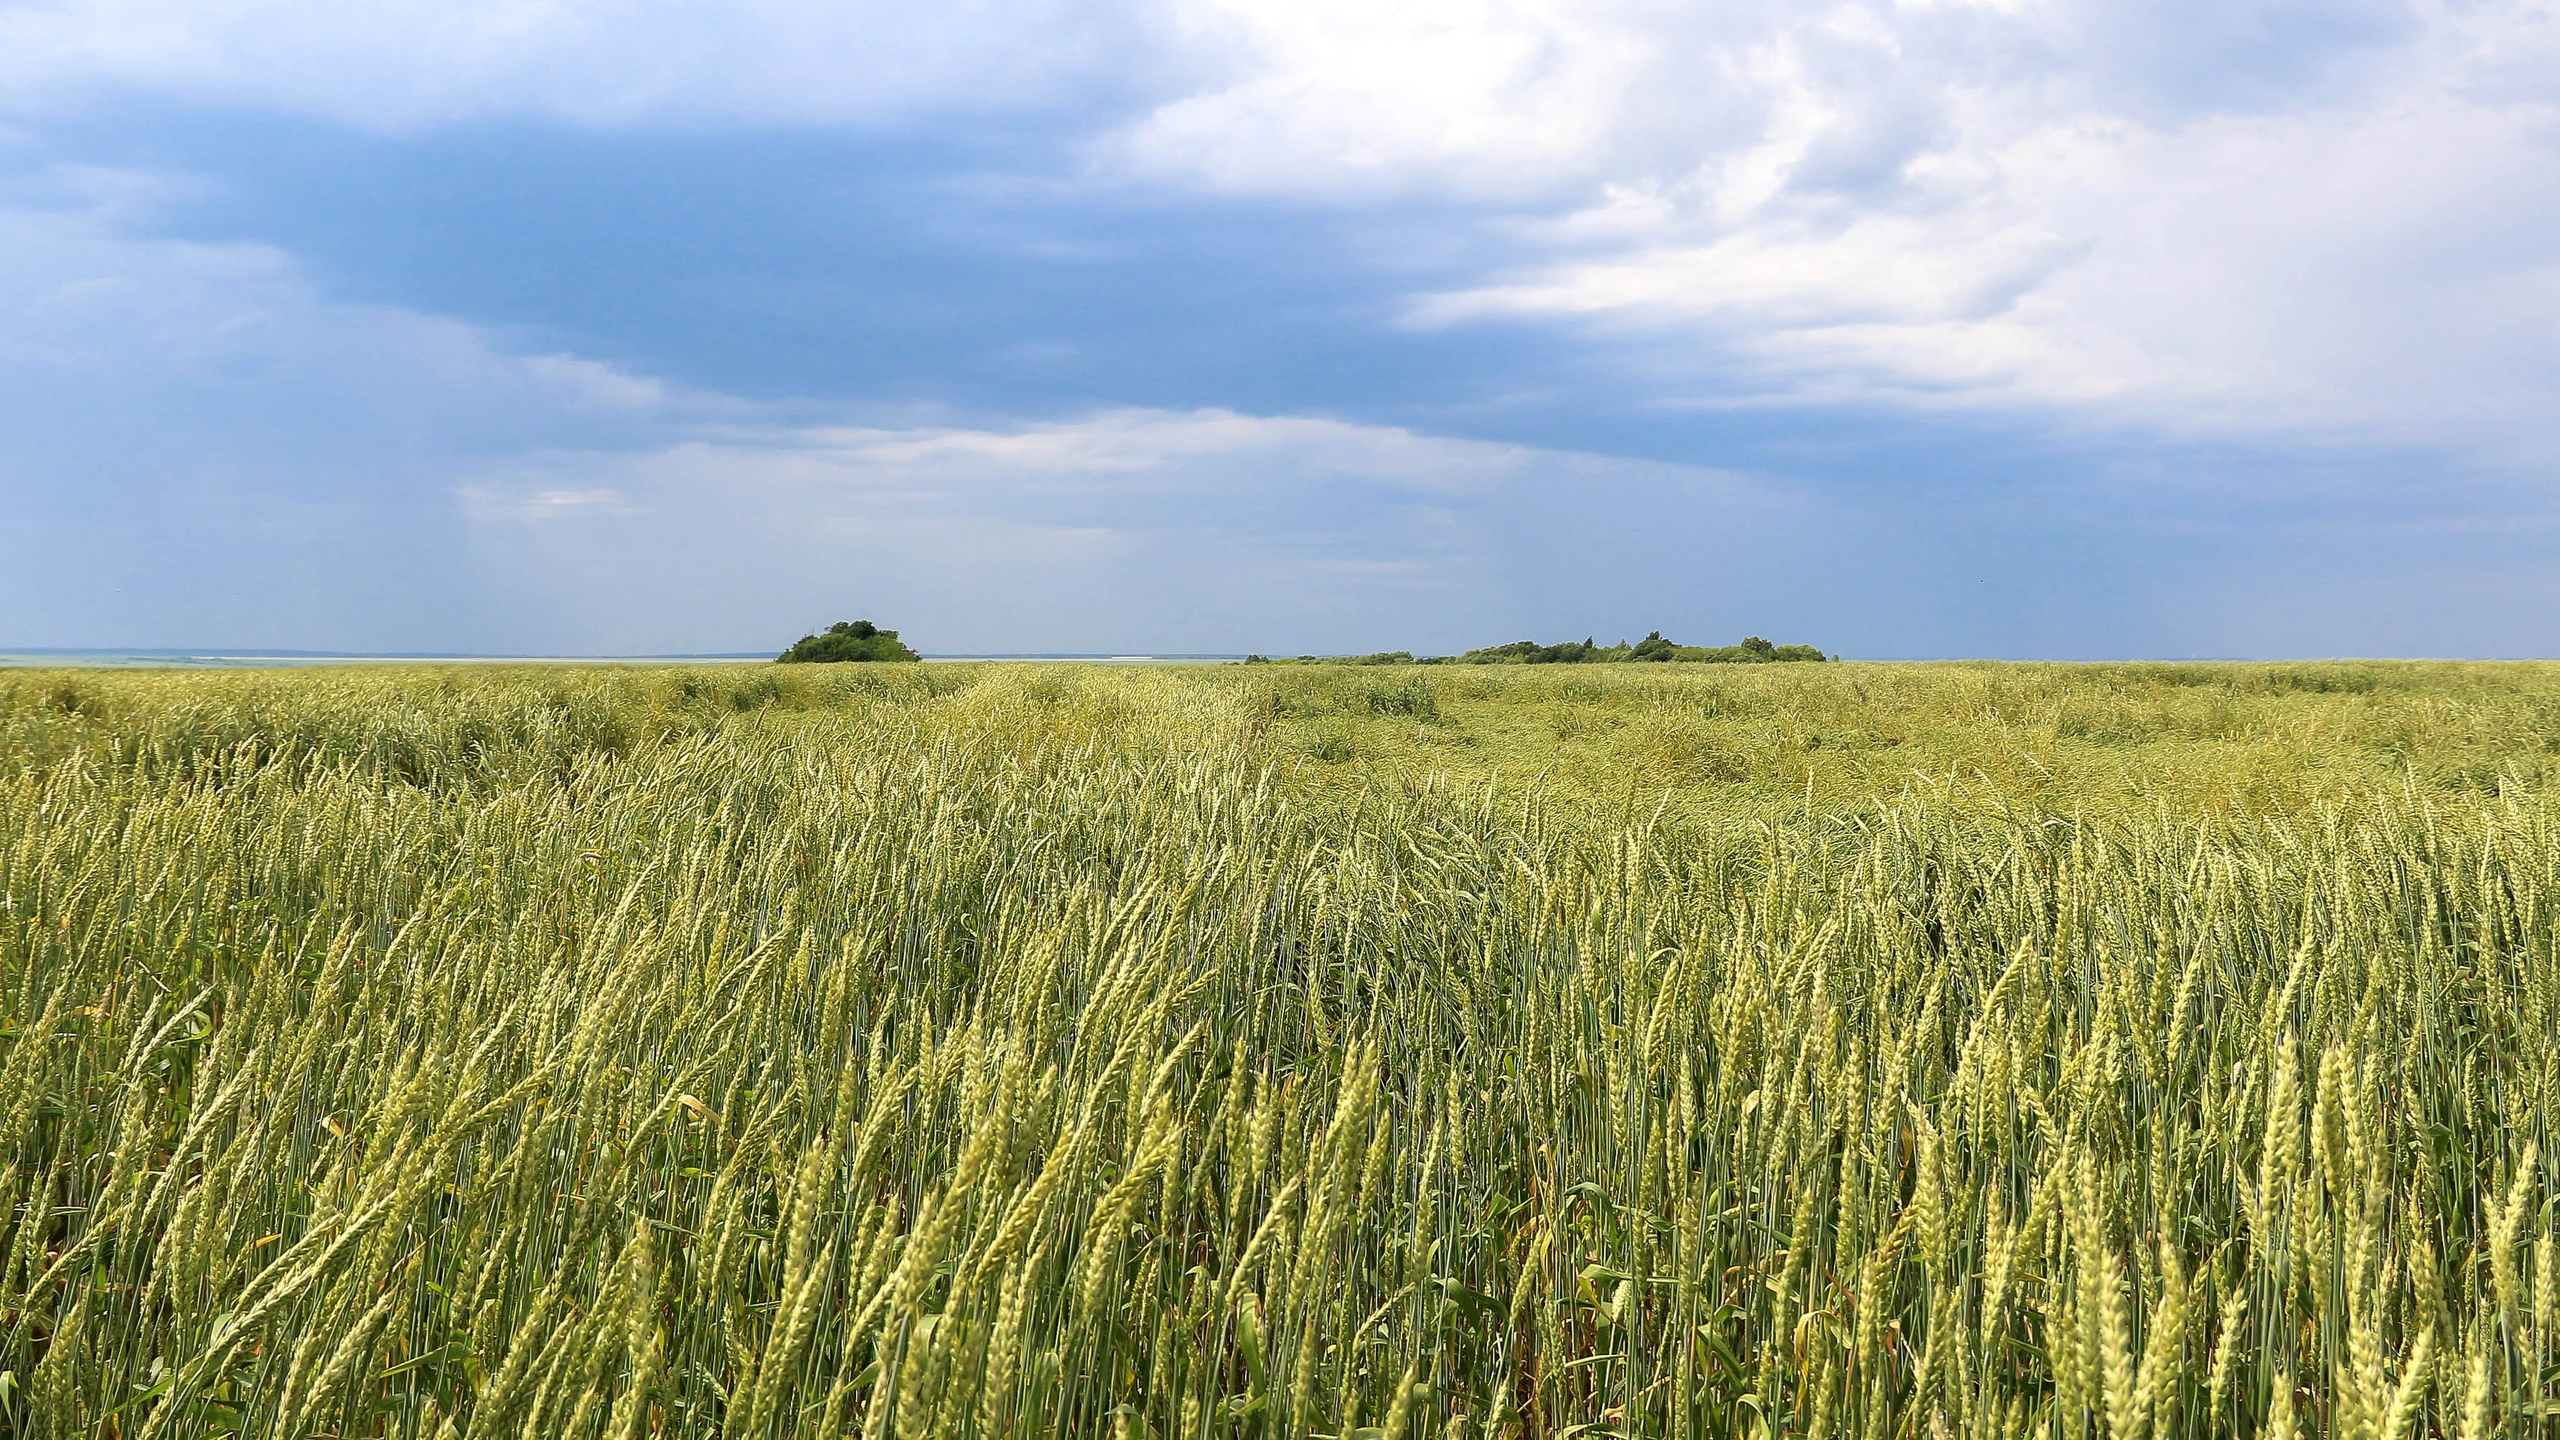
[3,661,2558,1438]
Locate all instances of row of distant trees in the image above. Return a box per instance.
[1246,632,1832,665]
[778,622,1830,666]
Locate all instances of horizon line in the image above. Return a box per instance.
[7,648,2560,667]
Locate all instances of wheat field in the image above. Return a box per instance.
[4,661,2559,1439]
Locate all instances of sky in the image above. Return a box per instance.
[1,0,2556,658]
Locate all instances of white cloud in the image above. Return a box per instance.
[0,0,1141,130]
[1414,213,2075,334]
[454,407,1532,593]
[718,408,1517,495]
[459,485,636,522]
[1108,0,1693,201]
[1298,0,2560,442]
[519,354,668,412]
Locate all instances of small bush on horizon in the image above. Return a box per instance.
[777,619,921,663]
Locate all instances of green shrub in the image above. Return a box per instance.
[776,619,920,663]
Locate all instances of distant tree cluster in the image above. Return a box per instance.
[1245,632,1831,666]
[1625,632,1829,664]
[776,621,921,664]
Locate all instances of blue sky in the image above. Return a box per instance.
[2,0,2555,657]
